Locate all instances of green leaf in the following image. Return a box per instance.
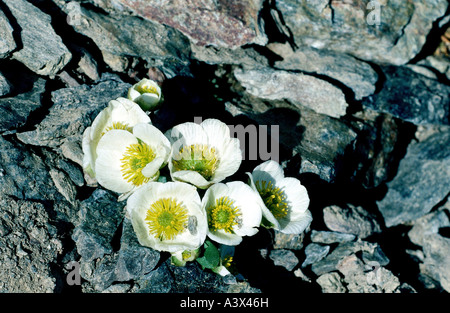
[196,241,220,269]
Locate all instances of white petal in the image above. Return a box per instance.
[127,87,141,102]
[246,172,280,229]
[141,157,164,178]
[252,160,285,182]
[95,130,138,193]
[201,118,231,149]
[82,126,96,177]
[277,177,310,214]
[279,210,313,234]
[225,181,262,234]
[207,230,242,246]
[110,97,151,125]
[133,123,171,159]
[171,170,212,189]
[136,93,160,110]
[212,137,242,182]
[166,122,207,147]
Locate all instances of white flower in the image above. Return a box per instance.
[94,123,171,197]
[202,181,262,246]
[127,78,162,111]
[171,248,201,267]
[247,160,312,234]
[166,119,242,189]
[82,97,151,178]
[126,182,208,253]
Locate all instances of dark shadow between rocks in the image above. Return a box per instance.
[235,229,322,293]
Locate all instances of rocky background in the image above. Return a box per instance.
[0,0,449,294]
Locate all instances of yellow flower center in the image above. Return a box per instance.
[136,83,160,97]
[145,197,189,241]
[101,122,133,136]
[172,144,219,181]
[207,196,241,233]
[120,141,156,186]
[255,180,289,219]
[223,256,233,268]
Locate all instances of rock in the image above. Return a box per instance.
[408,205,450,292]
[4,0,71,76]
[310,230,356,244]
[225,99,357,182]
[133,260,257,293]
[377,130,450,227]
[419,235,450,293]
[316,272,346,293]
[0,9,17,58]
[275,0,449,65]
[0,78,46,133]
[269,43,378,100]
[337,254,400,293]
[116,0,267,48]
[323,204,381,239]
[269,249,299,271]
[16,76,130,154]
[0,196,63,292]
[311,240,385,276]
[349,112,416,189]
[72,189,125,263]
[418,55,450,81]
[114,218,160,282]
[0,135,64,201]
[272,230,304,250]
[362,66,450,126]
[60,1,191,77]
[191,44,269,68]
[301,243,330,268]
[234,67,348,118]
[0,72,11,96]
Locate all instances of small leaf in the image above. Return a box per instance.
[196,240,220,269]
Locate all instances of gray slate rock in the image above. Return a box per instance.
[311,240,387,276]
[234,67,348,118]
[323,204,381,238]
[114,218,160,282]
[408,207,450,292]
[4,0,71,76]
[0,9,16,58]
[310,230,356,244]
[362,66,450,126]
[0,135,64,201]
[301,243,330,268]
[269,249,299,271]
[270,44,378,100]
[61,1,191,77]
[16,76,130,155]
[0,78,45,133]
[275,0,449,65]
[225,99,357,182]
[72,189,125,262]
[377,131,450,227]
[0,72,11,96]
[0,196,62,292]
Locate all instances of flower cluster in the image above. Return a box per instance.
[82,78,312,276]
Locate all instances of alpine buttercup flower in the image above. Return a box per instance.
[202,181,262,246]
[82,97,151,178]
[166,119,242,189]
[127,182,207,253]
[247,160,312,234]
[94,123,170,197]
[127,78,162,111]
